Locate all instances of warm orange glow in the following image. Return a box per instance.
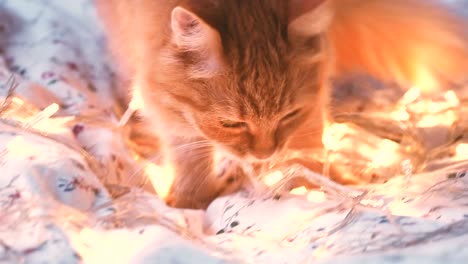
[145,163,175,199]
[412,67,438,93]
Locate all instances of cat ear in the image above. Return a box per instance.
[171,6,223,78]
[288,0,333,37]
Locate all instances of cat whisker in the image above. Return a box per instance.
[126,143,212,186]
[172,140,212,152]
[125,152,164,187]
[292,130,324,137]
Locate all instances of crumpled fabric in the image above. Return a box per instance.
[0,0,468,264]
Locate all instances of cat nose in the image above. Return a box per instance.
[251,137,276,160]
[252,148,275,160]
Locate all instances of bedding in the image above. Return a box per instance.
[1,0,468,263]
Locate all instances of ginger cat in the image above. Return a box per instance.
[95,0,468,209]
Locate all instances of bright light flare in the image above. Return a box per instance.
[371,139,401,168]
[444,90,460,107]
[390,109,410,121]
[307,191,326,203]
[416,110,456,128]
[130,88,144,110]
[399,87,422,105]
[413,67,439,94]
[263,170,284,187]
[70,228,153,264]
[388,201,424,218]
[290,186,308,195]
[322,123,350,152]
[455,143,468,157]
[6,136,37,157]
[145,163,175,199]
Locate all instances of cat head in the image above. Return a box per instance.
[141,0,333,161]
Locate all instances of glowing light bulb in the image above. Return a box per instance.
[290,186,308,195]
[444,90,460,107]
[263,170,284,186]
[399,87,421,106]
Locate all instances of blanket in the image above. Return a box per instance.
[1,0,468,263]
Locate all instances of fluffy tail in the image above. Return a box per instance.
[328,0,468,93]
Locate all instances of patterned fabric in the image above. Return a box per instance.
[0,0,467,263]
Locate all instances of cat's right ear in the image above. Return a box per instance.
[288,0,333,37]
[170,6,224,77]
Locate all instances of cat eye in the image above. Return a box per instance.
[281,109,302,122]
[220,119,248,129]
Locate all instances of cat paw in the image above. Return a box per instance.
[164,161,246,210]
[165,194,210,210]
[214,160,247,196]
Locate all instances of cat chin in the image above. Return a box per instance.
[212,143,277,164]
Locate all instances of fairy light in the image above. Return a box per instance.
[290,186,308,195]
[322,123,350,152]
[24,103,60,128]
[399,87,421,105]
[444,90,460,107]
[416,109,457,128]
[263,170,284,186]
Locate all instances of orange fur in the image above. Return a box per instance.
[329,0,468,93]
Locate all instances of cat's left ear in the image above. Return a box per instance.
[170,6,224,78]
[288,0,333,37]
